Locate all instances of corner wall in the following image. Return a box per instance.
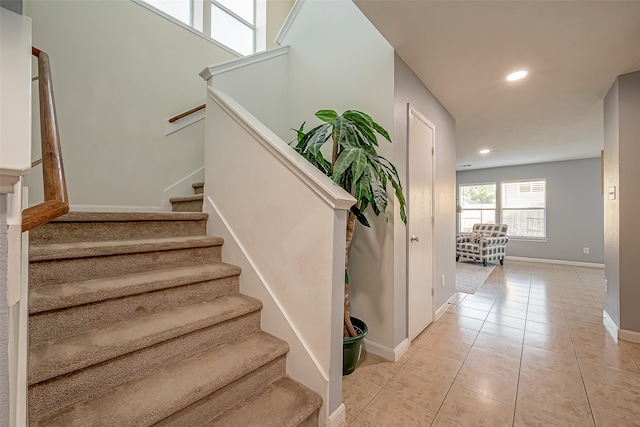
[457,158,605,264]
[279,0,398,352]
[604,70,640,335]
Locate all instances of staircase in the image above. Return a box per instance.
[170,182,204,212]
[27,212,321,426]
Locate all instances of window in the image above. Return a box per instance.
[501,180,546,238]
[458,183,496,232]
[143,0,193,26]
[139,0,259,56]
[211,0,255,55]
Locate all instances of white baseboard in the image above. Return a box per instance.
[505,256,604,269]
[327,403,345,427]
[603,310,618,340]
[363,338,409,362]
[619,328,640,344]
[435,293,458,321]
[69,204,165,213]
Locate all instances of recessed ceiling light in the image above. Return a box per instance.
[479,149,491,154]
[507,70,528,81]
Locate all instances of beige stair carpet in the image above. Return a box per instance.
[27,212,321,426]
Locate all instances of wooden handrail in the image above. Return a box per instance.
[22,47,69,232]
[168,104,206,123]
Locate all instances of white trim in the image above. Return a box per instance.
[619,328,640,344]
[69,204,165,213]
[363,338,409,362]
[505,256,604,269]
[327,403,346,427]
[435,293,458,321]
[130,0,241,57]
[206,196,329,380]
[1,168,30,194]
[603,309,618,340]
[164,108,206,136]
[199,45,289,81]
[207,88,355,210]
[275,0,305,46]
[393,338,410,361]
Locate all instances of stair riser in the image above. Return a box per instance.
[299,412,320,427]
[30,246,222,288]
[29,220,207,244]
[193,184,204,194]
[156,356,286,426]
[29,313,262,423]
[30,275,240,345]
[171,200,204,212]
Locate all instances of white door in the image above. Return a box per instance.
[407,105,435,341]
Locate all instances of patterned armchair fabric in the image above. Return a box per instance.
[456,223,509,267]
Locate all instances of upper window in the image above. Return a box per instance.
[140,0,258,56]
[501,180,546,239]
[211,0,255,55]
[458,183,496,232]
[143,0,193,26]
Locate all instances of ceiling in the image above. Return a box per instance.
[353,0,640,170]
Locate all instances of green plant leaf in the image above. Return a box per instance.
[306,123,331,156]
[372,121,391,142]
[293,109,406,227]
[350,205,370,227]
[332,147,362,182]
[368,165,388,216]
[315,110,338,123]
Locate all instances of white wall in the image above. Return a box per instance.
[457,158,605,264]
[23,0,236,210]
[394,54,457,333]
[204,47,292,141]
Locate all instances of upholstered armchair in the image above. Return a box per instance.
[456,223,509,267]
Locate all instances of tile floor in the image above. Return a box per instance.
[342,261,640,426]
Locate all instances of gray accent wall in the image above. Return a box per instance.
[1,0,22,14]
[394,54,457,346]
[457,158,604,264]
[604,70,640,333]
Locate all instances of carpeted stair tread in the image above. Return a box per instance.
[29,294,262,385]
[206,377,322,427]
[169,194,204,203]
[48,211,208,222]
[29,235,223,262]
[35,331,289,427]
[29,263,241,314]
[192,182,204,194]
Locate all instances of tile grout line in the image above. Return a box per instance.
[509,260,533,427]
[564,265,599,427]
[430,263,517,426]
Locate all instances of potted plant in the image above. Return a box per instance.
[292,109,407,374]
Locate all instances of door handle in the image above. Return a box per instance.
[410,235,420,243]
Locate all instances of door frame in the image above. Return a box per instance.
[406,103,436,340]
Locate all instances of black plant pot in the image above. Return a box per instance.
[343,316,368,375]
